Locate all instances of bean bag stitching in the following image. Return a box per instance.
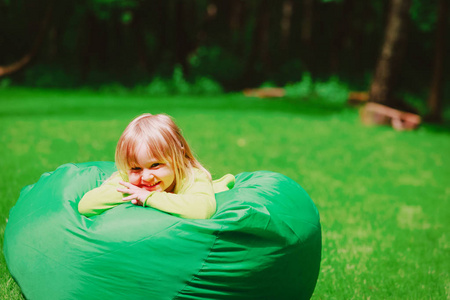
[73,219,183,263]
[172,225,223,299]
[285,220,322,245]
[266,232,321,299]
[287,231,322,294]
[276,213,321,231]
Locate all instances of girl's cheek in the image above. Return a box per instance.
[128,173,141,185]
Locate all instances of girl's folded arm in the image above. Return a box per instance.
[78,172,124,217]
[144,175,216,219]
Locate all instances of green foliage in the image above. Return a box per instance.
[191,77,223,95]
[0,78,11,89]
[142,77,171,96]
[403,92,428,115]
[142,67,189,96]
[314,76,350,104]
[140,66,223,96]
[98,82,128,95]
[23,65,77,88]
[260,81,277,88]
[121,11,133,24]
[284,73,314,98]
[285,73,350,104]
[410,0,438,32]
[78,0,139,22]
[171,66,191,94]
[189,46,244,87]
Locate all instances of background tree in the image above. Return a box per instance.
[0,0,447,120]
[426,0,448,122]
[0,1,53,77]
[369,0,412,107]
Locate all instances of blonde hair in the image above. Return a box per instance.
[115,113,211,193]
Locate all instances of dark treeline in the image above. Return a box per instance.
[0,0,447,103]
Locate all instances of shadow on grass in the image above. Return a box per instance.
[420,121,450,134]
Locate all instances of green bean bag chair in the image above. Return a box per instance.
[4,162,321,299]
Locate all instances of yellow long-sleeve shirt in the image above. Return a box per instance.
[78,168,234,219]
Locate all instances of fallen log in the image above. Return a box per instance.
[243,87,285,98]
[347,91,369,106]
[360,102,421,131]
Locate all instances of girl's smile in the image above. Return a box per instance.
[140,181,162,191]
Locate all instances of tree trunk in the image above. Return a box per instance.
[301,0,315,77]
[259,0,271,71]
[79,12,107,80]
[329,0,354,74]
[426,0,448,122]
[280,0,293,52]
[235,0,247,56]
[229,0,244,55]
[229,0,243,31]
[130,9,148,72]
[175,0,190,75]
[369,0,411,105]
[0,2,53,77]
[301,0,314,48]
[156,0,168,66]
[244,0,269,83]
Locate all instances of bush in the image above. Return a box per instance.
[284,73,349,104]
[142,66,223,96]
[189,46,244,87]
[0,78,12,89]
[171,66,191,94]
[192,77,223,95]
[143,77,171,96]
[98,82,129,95]
[314,76,350,104]
[284,73,313,98]
[23,64,77,88]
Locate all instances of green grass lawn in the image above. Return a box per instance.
[1,88,449,299]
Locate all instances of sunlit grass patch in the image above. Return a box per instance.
[0,88,449,299]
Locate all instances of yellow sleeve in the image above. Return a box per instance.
[143,169,219,219]
[78,172,124,217]
[212,174,235,193]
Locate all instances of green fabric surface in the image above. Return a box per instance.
[4,162,321,299]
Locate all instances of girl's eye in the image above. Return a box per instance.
[131,167,142,172]
[151,163,161,168]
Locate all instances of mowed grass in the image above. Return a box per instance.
[0,88,449,299]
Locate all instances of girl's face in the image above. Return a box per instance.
[127,145,175,193]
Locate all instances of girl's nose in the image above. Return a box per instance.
[142,169,155,181]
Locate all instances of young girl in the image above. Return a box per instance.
[78,113,234,219]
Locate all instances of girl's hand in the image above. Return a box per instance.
[118,181,152,206]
